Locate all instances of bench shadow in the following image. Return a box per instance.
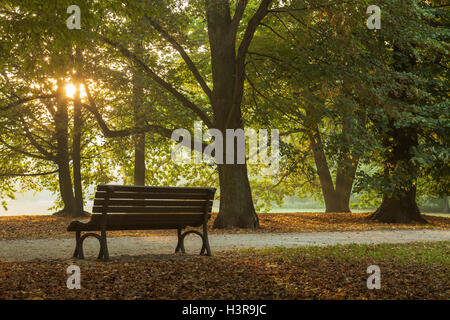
[67,253,204,264]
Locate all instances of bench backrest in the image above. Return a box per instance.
[93,185,216,215]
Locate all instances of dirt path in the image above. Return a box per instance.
[0,229,448,262]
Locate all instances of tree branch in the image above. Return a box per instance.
[231,0,248,34]
[227,0,272,127]
[144,16,212,99]
[236,0,272,69]
[267,0,356,13]
[0,94,56,111]
[0,169,58,177]
[101,36,214,128]
[259,22,286,41]
[19,116,57,161]
[0,136,51,161]
[83,81,212,152]
[82,83,174,139]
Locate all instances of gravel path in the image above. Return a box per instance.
[0,229,449,262]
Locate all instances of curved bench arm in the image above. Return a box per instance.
[73,231,109,261]
[175,228,211,256]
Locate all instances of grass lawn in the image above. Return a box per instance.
[0,242,448,299]
[0,212,449,240]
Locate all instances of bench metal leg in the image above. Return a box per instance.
[72,232,109,261]
[175,227,212,256]
[73,231,84,259]
[175,227,186,254]
[202,221,212,256]
[100,230,109,261]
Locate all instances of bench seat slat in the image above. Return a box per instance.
[94,191,210,200]
[93,199,213,207]
[92,206,209,213]
[97,185,214,193]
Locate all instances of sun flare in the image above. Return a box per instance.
[65,83,86,99]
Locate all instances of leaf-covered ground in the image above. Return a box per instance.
[0,242,448,300]
[0,212,449,240]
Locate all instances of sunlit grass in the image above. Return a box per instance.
[242,241,450,266]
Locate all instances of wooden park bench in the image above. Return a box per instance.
[67,185,216,261]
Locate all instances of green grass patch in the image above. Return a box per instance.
[240,241,450,267]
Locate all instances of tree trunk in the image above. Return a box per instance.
[369,125,426,223]
[370,45,426,224]
[56,160,75,215]
[133,44,146,186]
[213,163,259,228]
[134,135,145,185]
[370,187,424,223]
[334,107,362,212]
[212,110,259,228]
[54,79,76,217]
[443,196,449,213]
[309,128,339,212]
[309,126,356,212]
[324,191,351,212]
[207,2,259,228]
[333,165,357,212]
[72,69,84,216]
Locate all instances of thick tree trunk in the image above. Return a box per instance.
[323,192,351,212]
[132,45,146,186]
[72,76,84,216]
[307,97,363,213]
[134,135,145,185]
[213,164,259,229]
[369,187,425,223]
[369,125,427,224]
[56,160,75,215]
[207,2,259,228]
[334,167,356,212]
[334,108,362,212]
[54,79,77,217]
[212,113,258,228]
[309,129,339,212]
[309,127,355,212]
[370,45,426,224]
[443,196,449,213]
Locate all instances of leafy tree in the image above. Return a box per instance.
[75,0,278,228]
[242,1,372,212]
[354,0,449,223]
[0,0,109,217]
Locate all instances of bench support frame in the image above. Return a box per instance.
[73,231,109,261]
[175,221,211,256]
[73,187,111,261]
[70,186,214,261]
